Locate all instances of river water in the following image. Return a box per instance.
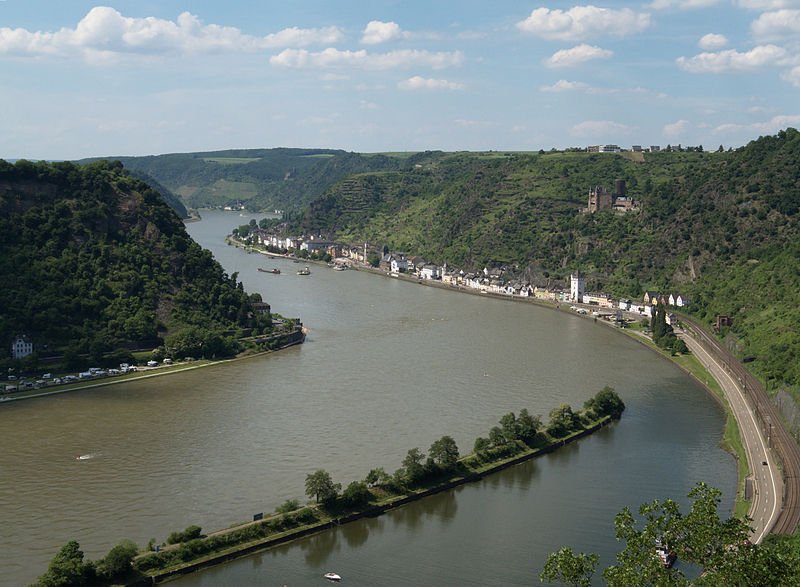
[1,210,734,586]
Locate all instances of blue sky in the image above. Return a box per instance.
[1,1,799,159]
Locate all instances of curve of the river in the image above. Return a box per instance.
[0,211,735,586]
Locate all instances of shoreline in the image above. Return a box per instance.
[0,329,305,403]
[234,239,754,515]
[139,416,616,584]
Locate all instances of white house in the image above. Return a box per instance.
[11,335,33,360]
[390,256,408,273]
[420,264,440,280]
[668,293,689,307]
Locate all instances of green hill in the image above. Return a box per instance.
[80,148,407,213]
[0,159,274,368]
[297,131,800,390]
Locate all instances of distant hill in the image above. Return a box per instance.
[79,148,409,213]
[0,159,272,366]
[297,131,800,389]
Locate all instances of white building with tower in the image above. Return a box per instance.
[570,272,585,303]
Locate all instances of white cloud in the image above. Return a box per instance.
[751,10,800,41]
[361,21,409,44]
[516,6,650,41]
[663,119,691,136]
[0,7,343,59]
[540,79,591,92]
[398,76,465,90]
[545,44,612,68]
[783,65,800,85]
[649,0,721,10]
[713,114,800,134]
[736,0,800,9]
[698,33,728,50]
[676,45,787,72]
[570,120,632,137]
[270,48,463,70]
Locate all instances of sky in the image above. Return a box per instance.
[1,0,799,159]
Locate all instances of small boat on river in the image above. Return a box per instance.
[297,266,311,275]
[323,572,341,582]
[258,268,281,274]
[655,537,677,568]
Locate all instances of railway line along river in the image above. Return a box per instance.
[1,210,735,586]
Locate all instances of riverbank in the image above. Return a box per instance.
[0,328,305,404]
[133,412,618,584]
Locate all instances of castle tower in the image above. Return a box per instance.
[570,272,585,303]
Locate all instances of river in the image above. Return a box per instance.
[0,210,735,586]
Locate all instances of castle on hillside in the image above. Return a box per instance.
[585,180,637,214]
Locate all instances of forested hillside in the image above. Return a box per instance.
[0,159,272,366]
[81,148,407,212]
[298,130,800,390]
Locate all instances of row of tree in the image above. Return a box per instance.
[304,388,625,510]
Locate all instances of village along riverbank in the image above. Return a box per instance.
[4,211,735,586]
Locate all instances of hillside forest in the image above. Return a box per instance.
[0,159,275,371]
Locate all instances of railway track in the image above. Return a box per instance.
[681,315,800,535]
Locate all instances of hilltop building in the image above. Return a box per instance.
[586,180,637,213]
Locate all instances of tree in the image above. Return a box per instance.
[340,480,372,508]
[541,483,800,587]
[499,412,519,442]
[97,539,138,580]
[547,404,580,438]
[428,435,460,470]
[305,469,341,504]
[517,408,542,443]
[584,386,625,420]
[365,467,391,486]
[402,448,426,482]
[488,426,506,446]
[541,547,598,587]
[33,540,95,587]
[473,436,491,456]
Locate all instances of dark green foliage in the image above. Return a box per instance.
[80,148,405,212]
[401,447,426,483]
[135,508,320,573]
[96,539,138,580]
[166,525,202,545]
[547,404,583,438]
[304,469,340,504]
[0,159,271,367]
[584,386,626,420]
[543,483,800,586]
[340,480,372,508]
[275,499,300,514]
[541,547,598,587]
[293,130,800,388]
[428,435,460,470]
[31,540,96,587]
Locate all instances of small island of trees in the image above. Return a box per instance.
[33,387,625,585]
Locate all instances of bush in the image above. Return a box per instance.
[275,499,300,514]
[166,524,202,545]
